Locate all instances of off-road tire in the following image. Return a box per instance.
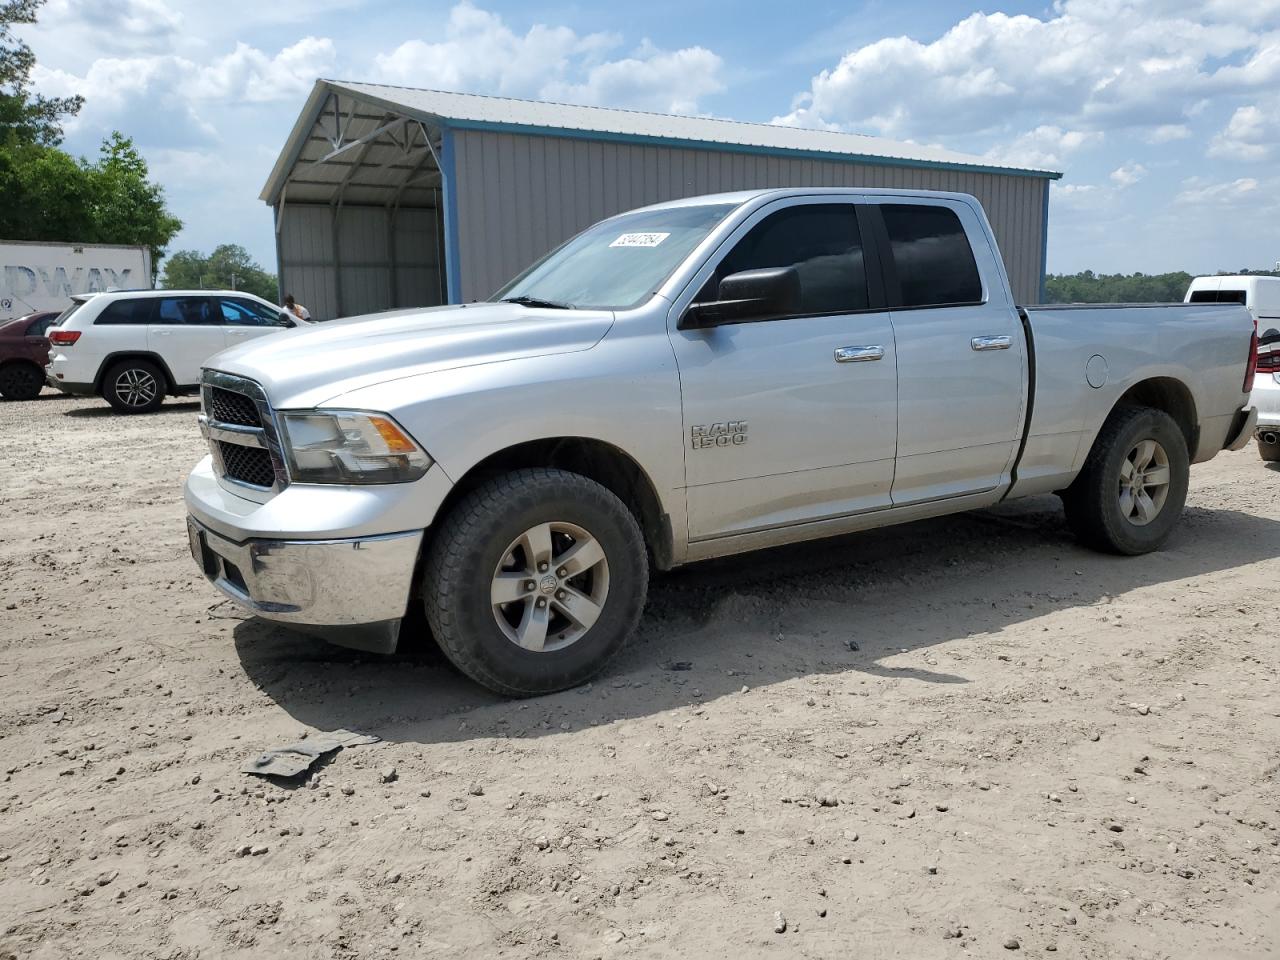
[102,359,165,414]
[1062,405,1189,555]
[423,468,648,696]
[0,362,43,401]
[1257,436,1280,462]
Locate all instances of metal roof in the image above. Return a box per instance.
[261,80,1061,206]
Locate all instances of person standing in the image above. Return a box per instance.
[283,294,311,321]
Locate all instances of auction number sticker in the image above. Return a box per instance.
[610,232,670,248]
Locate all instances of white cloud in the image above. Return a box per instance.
[544,43,724,114]
[30,37,334,147]
[1208,103,1276,160]
[35,0,182,54]
[1174,177,1260,205]
[1144,124,1191,144]
[774,0,1279,141]
[1110,162,1148,187]
[372,3,723,114]
[984,125,1102,170]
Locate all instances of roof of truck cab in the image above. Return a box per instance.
[632,186,985,211]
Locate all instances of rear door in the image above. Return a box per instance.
[148,296,223,385]
[218,297,293,346]
[866,199,1027,505]
[670,198,898,540]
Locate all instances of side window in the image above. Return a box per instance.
[232,297,290,327]
[1189,289,1247,305]
[94,299,154,325]
[703,204,869,315]
[881,205,983,308]
[154,297,216,325]
[28,315,56,336]
[220,299,267,326]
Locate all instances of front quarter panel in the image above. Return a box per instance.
[324,306,689,556]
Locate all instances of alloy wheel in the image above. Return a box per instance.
[1118,438,1171,526]
[490,521,610,652]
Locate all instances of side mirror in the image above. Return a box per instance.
[680,266,801,329]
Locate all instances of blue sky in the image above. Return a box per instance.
[22,0,1280,278]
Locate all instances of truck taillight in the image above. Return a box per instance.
[1244,321,1258,393]
[49,329,81,346]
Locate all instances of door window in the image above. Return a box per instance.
[154,297,217,325]
[702,204,870,316]
[219,298,289,327]
[881,205,983,308]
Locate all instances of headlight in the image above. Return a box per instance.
[279,410,432,484]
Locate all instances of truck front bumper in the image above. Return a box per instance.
[186,516,423,654]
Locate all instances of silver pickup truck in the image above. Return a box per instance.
[184,188,1258,695]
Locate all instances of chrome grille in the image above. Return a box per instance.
[209,387,260,427]
[199,370,287,501]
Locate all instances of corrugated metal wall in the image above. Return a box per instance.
[452,130,1049,305]
[278,203,443,320]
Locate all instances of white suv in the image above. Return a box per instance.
[46,290,306,413]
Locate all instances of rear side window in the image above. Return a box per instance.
[94,299,154,325]
[1189,289,1247,304]
[710,204,870,315]
[154,297,216,325]
[881,205,983,308]
[27,314,56,336]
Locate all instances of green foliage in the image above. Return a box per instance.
[161,244,278,302]
[1044,271,1195,304]
[1044,269,1280,304]
[1,0,83,146]
[0,134,182,267]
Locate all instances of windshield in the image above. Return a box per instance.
[494,203,739,310]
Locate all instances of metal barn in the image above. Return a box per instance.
[262,80,1061,319]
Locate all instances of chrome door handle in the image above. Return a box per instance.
[835,345,885,363]
[971,335,1012,351]
[154,330,172,336]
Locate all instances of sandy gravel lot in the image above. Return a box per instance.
[1,389,1278,960]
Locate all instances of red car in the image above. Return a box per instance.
[0,310,60,401]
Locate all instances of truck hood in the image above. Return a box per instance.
[205,302,614,409]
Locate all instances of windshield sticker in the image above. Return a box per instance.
[609,232,670,248]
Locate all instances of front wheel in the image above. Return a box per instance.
[1062,405,1190,555]
[423,468,648,696]
[103,359,165,414]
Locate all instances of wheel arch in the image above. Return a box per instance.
[94,352,180,395]
[0,356,43,375]
[1109,376,1198,455]
[430,437,675,571]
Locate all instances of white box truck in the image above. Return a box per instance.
[0,240,152,321]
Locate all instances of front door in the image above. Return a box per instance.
[669,199,898,541]
[148,296,223,386]
[869,200,1027,504]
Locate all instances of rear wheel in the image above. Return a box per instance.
[103,359,165,414]
[1062,405,1189,555]
[1257,436,1280,462]
[423,468,648,696]
[0,362,43,401]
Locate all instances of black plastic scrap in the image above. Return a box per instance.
[241,729,380,778]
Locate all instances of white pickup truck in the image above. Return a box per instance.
[184,188,1258,696]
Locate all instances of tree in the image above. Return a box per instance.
[1,0,82,147]
[0,2,181,271]
[161,244,279,302]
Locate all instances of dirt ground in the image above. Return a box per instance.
[1,389,1277,960]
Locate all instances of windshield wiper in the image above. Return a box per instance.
[498,295,574,310]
